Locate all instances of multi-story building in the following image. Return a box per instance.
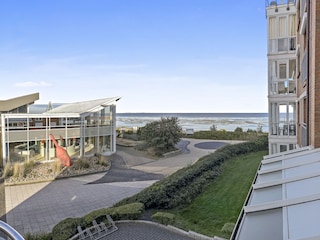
[266,0,298,154]
[267,0,320,154]
[0,93,120,167]
[231,1,320,239]
[296,0,320,149]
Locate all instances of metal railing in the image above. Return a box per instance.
[266,0,296,7]
[0,220,24,240]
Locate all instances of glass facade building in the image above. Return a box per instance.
[0,96,120,166]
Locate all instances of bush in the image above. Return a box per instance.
[82,202,144,226]
[106,202,144,220]
[234,127,243,132]
[73,158,90,169]
[51,217,84,240]
[24,232,52,240]
[83,208,109,225]
[152,212,175,225]
[184,130,267,141]
[138,117,182,151]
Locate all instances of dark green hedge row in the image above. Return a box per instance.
[51,202,144,240]
[116,135,268,209]
[184,130,267,141]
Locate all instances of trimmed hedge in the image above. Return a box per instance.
[152,212,175,225]
[116,135,268,209]
[184,130,267,141]
[51,217,84,240]
[106,202,144,221]
[50,202,144,240]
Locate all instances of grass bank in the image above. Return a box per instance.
[169,151,266,239]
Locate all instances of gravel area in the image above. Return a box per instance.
[4,156,110,185]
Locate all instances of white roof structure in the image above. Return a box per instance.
[232,146,320,240]
[44,97,121,115]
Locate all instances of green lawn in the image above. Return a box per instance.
[170,151,267,239]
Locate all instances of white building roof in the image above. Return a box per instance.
[232,146,320,240]
[44,97,121,115]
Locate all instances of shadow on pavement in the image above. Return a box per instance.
[194,141,228,150]
[88,154,164,184]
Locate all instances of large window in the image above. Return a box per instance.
[269,59,296,95]
[268,14,296,53]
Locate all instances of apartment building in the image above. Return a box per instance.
[231,1,320,239]
[267,0,320,154]
[296,0,320,149]
[0,93,120,167]
[266,0,297,154]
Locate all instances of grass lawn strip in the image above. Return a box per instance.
[170,151,267,239]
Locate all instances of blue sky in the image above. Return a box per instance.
[0,0,267,113]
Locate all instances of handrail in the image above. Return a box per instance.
[0,220,24,240]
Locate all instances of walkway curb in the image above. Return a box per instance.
[117,220,225,240]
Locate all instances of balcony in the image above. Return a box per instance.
[270,123,296,136]
[270,79,296,95]
[269,37,296,54]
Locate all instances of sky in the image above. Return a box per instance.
[0,0,268,113]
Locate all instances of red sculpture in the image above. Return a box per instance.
[49,134,72,166]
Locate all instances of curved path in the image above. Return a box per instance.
[4,139,239,236]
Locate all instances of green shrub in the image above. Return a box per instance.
[106,202,144,220]
[152,212,175,225]
[51,217,84,240]
[83,208,109,225]
[24,232,52,240]
[184,130,268,141]
[83,202,144,226]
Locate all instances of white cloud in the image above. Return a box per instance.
[13,81,52,87]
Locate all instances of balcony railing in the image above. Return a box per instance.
[269,37,296,54]
[270,79,296,95]
[270,123,296,136]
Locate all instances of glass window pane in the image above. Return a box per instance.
[279,63,287,79]
[269,17,277,38]
[278,38,288,52]
[279,17,287,37]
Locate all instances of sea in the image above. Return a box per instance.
[29,105,269,132]
[117,113,269,133]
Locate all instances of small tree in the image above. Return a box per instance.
[139,117,182,151]
[234,127,243,133]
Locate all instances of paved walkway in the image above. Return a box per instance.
[4,139,235,236]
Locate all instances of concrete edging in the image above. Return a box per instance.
[116,220,225,240]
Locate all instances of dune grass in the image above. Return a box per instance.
[170,150,267,239]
